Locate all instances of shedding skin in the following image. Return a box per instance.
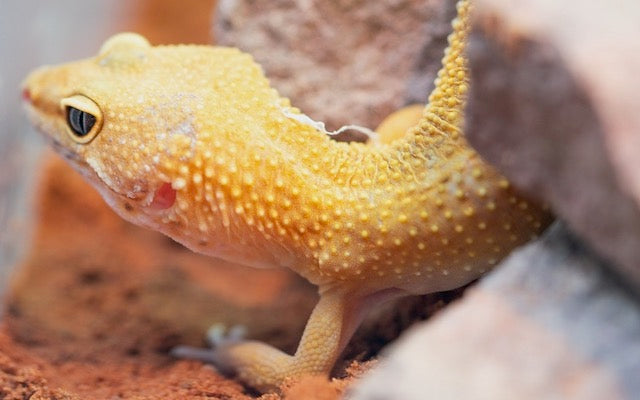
[23,0,552,392]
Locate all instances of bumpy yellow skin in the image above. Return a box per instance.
[24,0,551,392]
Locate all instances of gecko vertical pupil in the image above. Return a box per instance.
[66,106,96,137]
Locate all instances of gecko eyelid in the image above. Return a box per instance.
[60,95,103,144]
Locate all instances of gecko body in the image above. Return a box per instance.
[24,0,551,391]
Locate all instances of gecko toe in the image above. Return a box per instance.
[206,323,247,347]
[170,345,217,363]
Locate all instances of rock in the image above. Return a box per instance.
[350,223,640,400]
[466,0,640,292]
[214,0,456,133]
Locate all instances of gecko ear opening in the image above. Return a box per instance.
[61,95,103,144]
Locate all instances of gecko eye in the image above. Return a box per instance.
[60,95,103,144]
[67,107,95,137]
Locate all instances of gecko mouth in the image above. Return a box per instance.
[50,137,83,163]
[23,94,96,179]
[24,101,120,201]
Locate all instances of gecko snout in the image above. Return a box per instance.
[21,67,57,112]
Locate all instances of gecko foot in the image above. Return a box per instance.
[174,291,359,392]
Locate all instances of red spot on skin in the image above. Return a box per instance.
[22,88,31,102]
[150,182,176,210]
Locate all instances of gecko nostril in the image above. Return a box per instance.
[22,88,31,102]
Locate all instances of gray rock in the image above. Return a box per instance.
[350,223,640,400]
[466,0,640,292]
[214,0,455,133]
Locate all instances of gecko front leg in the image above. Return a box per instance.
[176,288,396,392]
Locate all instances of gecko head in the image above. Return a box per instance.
[23,32,278,223]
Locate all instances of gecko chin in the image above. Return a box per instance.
[92,183,150,221]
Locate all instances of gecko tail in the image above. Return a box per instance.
[423,0,471,128]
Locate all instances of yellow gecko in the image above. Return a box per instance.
[23,0,551,392]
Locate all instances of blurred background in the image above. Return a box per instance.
[0,0,216,303]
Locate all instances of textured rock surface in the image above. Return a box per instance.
[466,0,640,291]
[214,0,456,132]
[351,224,640,400]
